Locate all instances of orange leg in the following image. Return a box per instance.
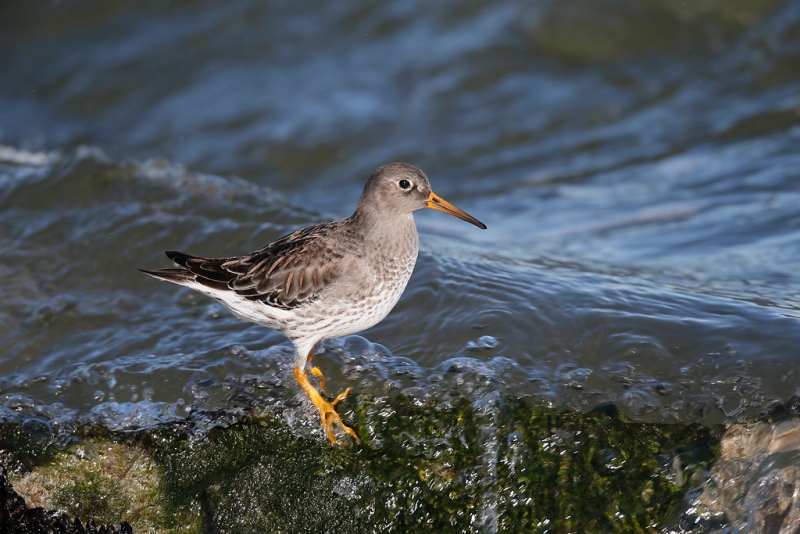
[307,351,326,391]
[294,367,358,445]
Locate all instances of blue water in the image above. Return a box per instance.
[0,0,798,432]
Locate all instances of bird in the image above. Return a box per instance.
[140,162,486,445]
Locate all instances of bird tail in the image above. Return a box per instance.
[141,250,237,292]
[164,250,196,267]
[139,250,200,285]
[138,267,194,284]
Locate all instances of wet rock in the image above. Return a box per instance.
[672,418,800,534]
[2,426,193,532]
[1,398,722,533]
[0,421,58,474]
[0,469,133,533]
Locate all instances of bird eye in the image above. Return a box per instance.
[398,179,411,190]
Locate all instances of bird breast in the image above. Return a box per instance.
[345,221,419,332]
[288,219,419,341]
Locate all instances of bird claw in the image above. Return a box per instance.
[294,368,359,446]
[317,387,358,445]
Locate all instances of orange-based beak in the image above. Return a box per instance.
[425,191,486,229]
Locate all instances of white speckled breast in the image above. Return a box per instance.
[282,215,419,354]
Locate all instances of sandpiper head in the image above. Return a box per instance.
[359,162,486,229]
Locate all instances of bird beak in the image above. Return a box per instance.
[425,191,487,229]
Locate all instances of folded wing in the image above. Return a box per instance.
[157,221,348,310]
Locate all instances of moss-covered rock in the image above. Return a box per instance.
[1,396,722,533]
[1,468,134,533]
[0,421,58,474]
[152,420,361,533]
[493,404,717,533]
[6,433,199,532]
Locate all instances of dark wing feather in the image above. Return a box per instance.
[164,221,350,309]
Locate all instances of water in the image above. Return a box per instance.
[1,0,799,434]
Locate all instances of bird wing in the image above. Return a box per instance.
[166,221,351,310]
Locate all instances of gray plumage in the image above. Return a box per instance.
[141,162,485,444]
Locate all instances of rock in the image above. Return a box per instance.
[674,418,800,534]
[0,468,134,533]
[1,397,722,532]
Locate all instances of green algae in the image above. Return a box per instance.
[149,396,717,533]
[493,404,718,533]
[5,432,199,533]
[352,395,485,532]
[351,397,717,533]
[52,470,129,523]
[152,421,361,533]
[0,396,720,533]
[0,421,58,473]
